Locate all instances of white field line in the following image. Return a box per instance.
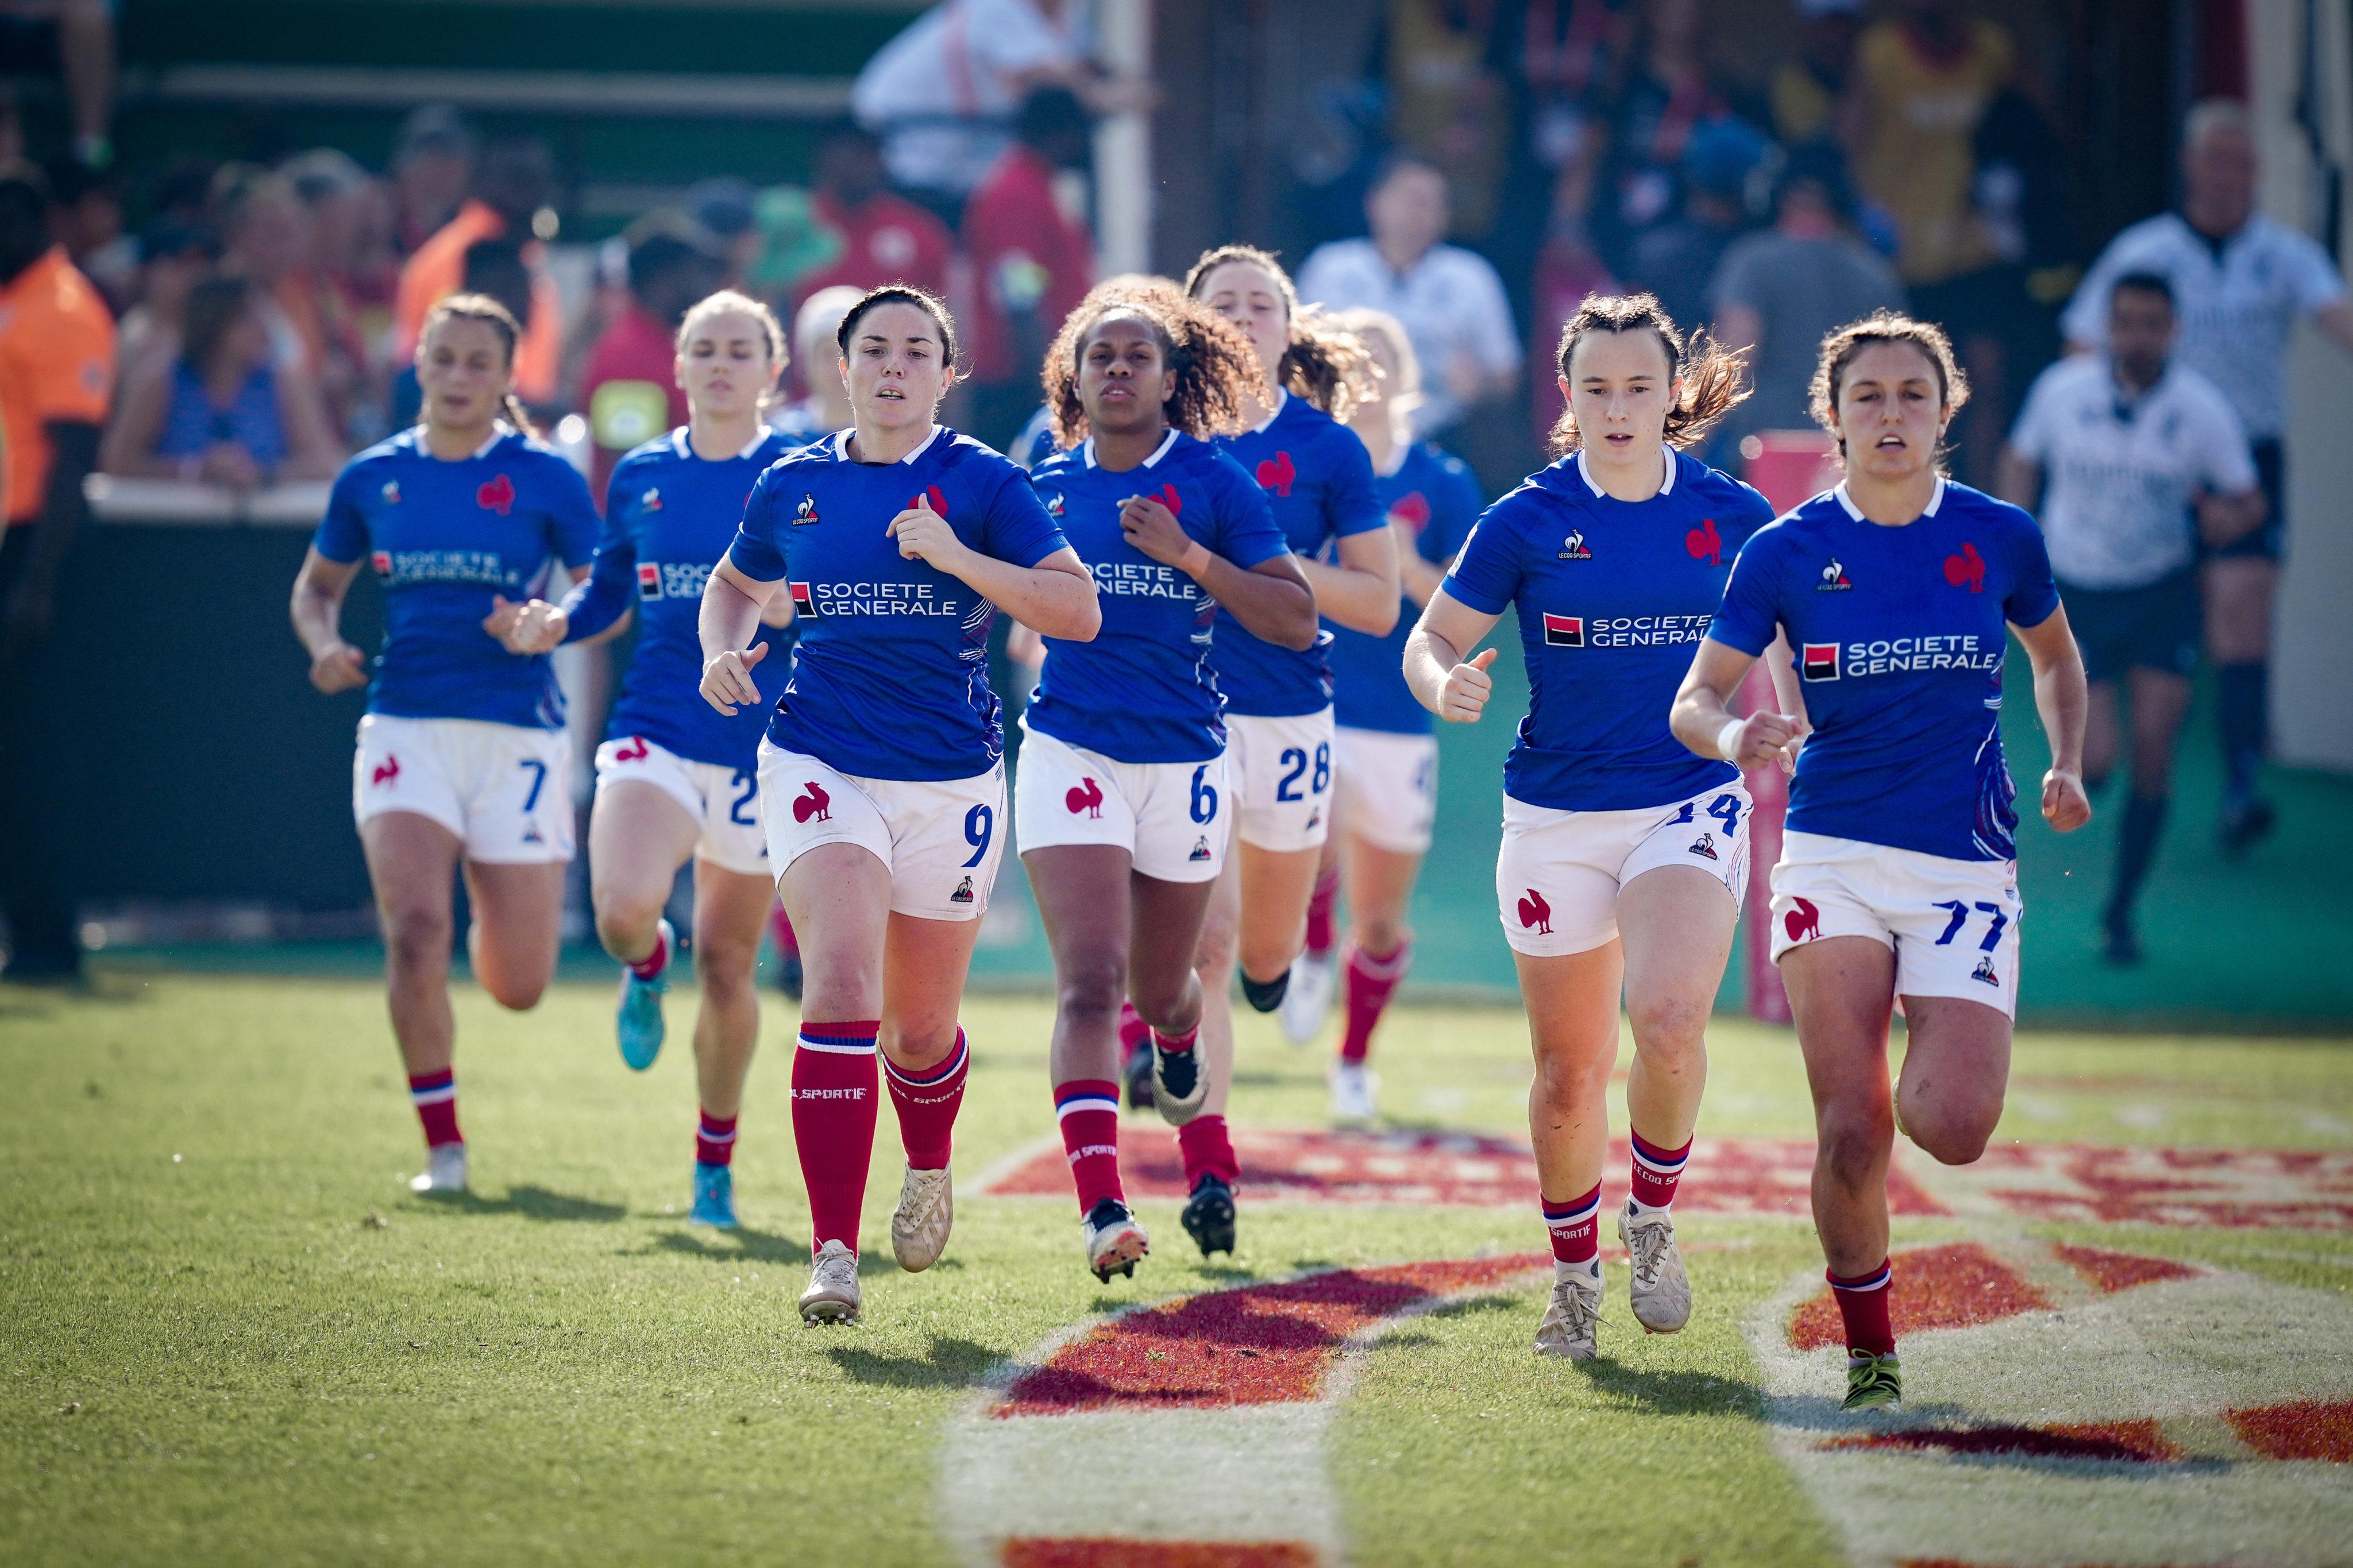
[936,1262,1549,1568]
[1743,1243,2353,1568]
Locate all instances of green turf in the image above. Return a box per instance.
[2,972,2347,1566]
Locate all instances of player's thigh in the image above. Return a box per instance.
[2201,555,2277,662]
[361,809,464,937]
[1495,802,1630,957]
[1618,862,1738,1042]
[456,724,574,866]
[1780,935,1899,1117]
[1128,754,1228,885]
[461,858,568,999]
[1193,844,1243,976]
[1025,843,1136,999]
[1334,728,1437,857]
[781,841,895,1016]
[1128,870,1218,1018]
[691,861,777,985]
[1514,940,1625,1086]
[1235,839,1321,972]
[880,910,985,1065]
[588,779,700,917]
[1893,992,2012,1155]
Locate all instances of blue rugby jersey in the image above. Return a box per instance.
[1326,442,1483,736]
[726,426,1070,782]
[1024,430,1290,762]
[1708,477,2061,862]
[1208,392,1386,716]
[314,426,600,729]
[1442,447,1775,810]
[564,427,799,769]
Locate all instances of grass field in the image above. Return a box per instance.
[4,970,2350,1567]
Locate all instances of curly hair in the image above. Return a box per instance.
[1042,280,1263,450]
[1548,292,1748,457]
[1181,244,1378,422]
[1807,309,1970,464]
[419,292,537,438]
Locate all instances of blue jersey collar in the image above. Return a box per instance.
[1832,473,1946,522]
[1079,428,1179,470]
[1573,445,1675,498]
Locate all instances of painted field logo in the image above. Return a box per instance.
[1543,613,1584,648]
[1800,642,1840,681]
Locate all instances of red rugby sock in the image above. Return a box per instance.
[1178,1113,1238,1189]
[408,1068,461,1149]
[792,1021,880,1253]
[1339,939,1410,1064]
[1054,1079,1124,1214]
[1829,1259,1896,1356]
[695,1108,736,1168]
[1303,865,1340,958]
[884,1028,969,1172]
[1542,1183,1603,1269]
[1627,1129,1691,1212]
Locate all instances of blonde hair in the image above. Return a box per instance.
[1330,307,1422,411]
[677,288,786,366]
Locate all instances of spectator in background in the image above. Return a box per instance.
[1999,273,2262,962]
[1383,0,1512,242]
[1624,113,1766,336]
[1770,0,1862,146]
[2062,100,2353,856]
[101,273,342,491]
[214,168,321,378]
[0,159,113,982]
[282,149,391,443]
[389,104,475,254]
[1585,0,1726,273]
[962,86,1097,446]
[689,176,762,290]
[42,154,124,304]
[851,0,1146,222]
[792,121,954,307]
[771,283,862,441]
[394,135,562,404]
[113,217,212,378]
[0,0,115,168]
[1710,143,1902,447]
[1298,153,1519,443]
[581,213,723,500]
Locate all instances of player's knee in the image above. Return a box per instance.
[1237,927,1298,983]
[479,964,547,1012]
[880,1020,958,1073]
[1815,1103,1895,1188]
[1128,967,1196,1033]
[1626,990,1708,1055]
[692,933,759,998]
[1355,912,1410,957]
[1191,917,1238,976]
[1530,1045,1610,1111]
[1900,1091,2000,1166]
[1055,948,1127,1025]
[591,886,665,955]
[380,903,453,975]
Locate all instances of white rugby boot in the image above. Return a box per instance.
[1534,1261,1603,1360]
[1081,1198,1150,1281]
[890,1165,954,1272]
[1279,947,1338,1044]
[407,1143,468,1194]
[1617,1199,1692,1334]
[1329,1060,1378,1123]
[799,1240,862,1324]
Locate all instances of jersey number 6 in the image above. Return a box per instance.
[1189,765,1217,824]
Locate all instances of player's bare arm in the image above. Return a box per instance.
[289,546,368,695]
[2011,605,2093,832]
[888,496,1101,642]
[1402,586,1500,723]
[697,555,780,714]
[1120,492,1316,650]
[1670,636,1805,770]
[1299,524,1400,636]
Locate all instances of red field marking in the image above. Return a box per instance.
[1788,1243,2053,1351]
[977,1127,1946,1216]
[2225,1399,2353,1462]
[1965,1144,2353,1229]
[1001,1541,1318,1568]
[996,1255,1546,1419]
[2053,1243,2198,1293]
[1823,1419,2182,1465]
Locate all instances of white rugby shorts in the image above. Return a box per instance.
[1013,723,1228,883]
[755,740,1005,922]
[1769,831,2023,1017]
[352,714,574,864]
[1226,708,1334,853]
[593,734,769,877]
[1495,781,1752,957]
[1333,726,1438,855]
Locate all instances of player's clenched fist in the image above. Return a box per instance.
[2041,767,2092,833]
[700,640,770,715]
[483,593,568,655]
[1438,647,1498,723]
[308,640,368,694]
[887,494,970,572]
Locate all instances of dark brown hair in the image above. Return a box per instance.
[181,275,257,379]
[835,283,959,371]
[1043,280,1263,449]
[1548,292,1748,456]
[1181,244,1376,422]
[1808,308,1970,464]
[418,292,536,438]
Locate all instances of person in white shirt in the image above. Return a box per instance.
[1295,155,1521,441]
[2061,100,2353,855]
[2003,271,2263,964]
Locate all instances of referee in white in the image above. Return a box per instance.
[2063,100,2353,856]
[2004,272,2265,963]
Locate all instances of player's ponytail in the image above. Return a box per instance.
[420,292,539,438]
[1182,243,1378,422]
[1549,292,1748,457]
[1043,278,1262,449]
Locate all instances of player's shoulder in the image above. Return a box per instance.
[1478,464,1579,537]
[1939,478,2037,536]
[929,426,1023,479]
[1675,450,1773,519]
[1411,441,1479,488]
[614,428,688,477]
[2160,362,2240,423]
[2099,211,2194,263]
[343,427,424,474]
[1028,444,1082,485]
[493,427,580,476]
[1745,492,1842,557]
[2243,212,2333,262]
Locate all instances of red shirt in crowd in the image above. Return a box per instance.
[797,190,954,304]
[580,302,690,505]
[961,145,1094,384]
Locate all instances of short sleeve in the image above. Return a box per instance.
[1438,496,1527,616]
[727,468,790,580]
[314,462,372,563]
[1707,528,1785,655]
[1711,473,1779,559]
[2192,386,2258,495]
[2286,229,2348,314]
[1324,428,1387,540]
[39,298,114,424]
[1211,462,1289,570]
[2002,515,2061,628]
[978,458,1070,568]
[542,458,601,567]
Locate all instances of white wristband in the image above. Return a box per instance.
[1715,717,1748,763]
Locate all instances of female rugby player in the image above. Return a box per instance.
[489,290,797,1230]
[1672,310,2090,1409]
[1022,281,1313,1281]
[291,295,598,1195]
[1406,294,1773,1360]
[699,285,1100,1324]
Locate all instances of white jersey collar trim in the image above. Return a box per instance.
[1574,445,1675,498]
[834,423,944,465]
[1833,473,1946,522]
[1080,428,1181,471]
[1250,388,1290,435]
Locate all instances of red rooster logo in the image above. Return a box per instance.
[1390,491,1431,533]
[908,485,948,516]
[371,755,400,787]
[1158,484,1182,515]
[1784,897,1822,943]
[1255,450,1296,497]
[1685,516,1722,565]
[1943,541,1985,593]
[615,736,649,763]
[1516,887,1552,934]
[477,473,516,515]
[1065,775,1105,818]
[792,780,832,824]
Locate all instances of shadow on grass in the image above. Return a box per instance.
[415,1185,627,1223]
[1571,1360,1769,1418]
[641,1226,963,1276]
[824,1333,997,1389]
